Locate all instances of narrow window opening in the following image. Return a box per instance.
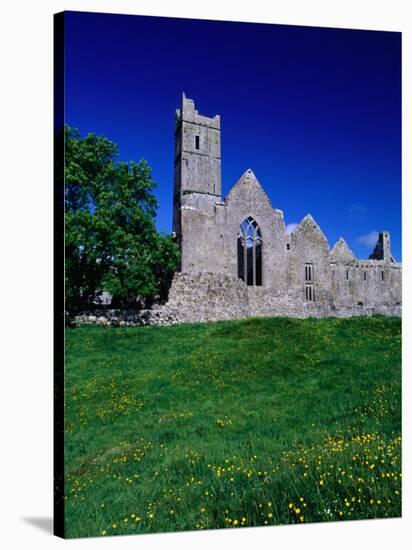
[381,270,385,281]
[286,243,290,250]
[363,272,367,281]
[304,263,315,302]
[305,284,315,302]
[195,135,200,150]
[346,270,349,280]
[305,263,314,282]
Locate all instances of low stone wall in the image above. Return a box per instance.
[74,308,180,327]
[74,272,401,327]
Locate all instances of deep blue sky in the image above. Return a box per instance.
[64,11,401,260]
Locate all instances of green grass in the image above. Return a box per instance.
[64,316,401,538]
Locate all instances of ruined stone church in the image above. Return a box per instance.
[77,94,402,326]
[165,94,401,322]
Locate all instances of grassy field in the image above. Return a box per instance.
[64,316,401,538]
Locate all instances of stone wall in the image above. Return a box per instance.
[165,272,249,323]
[248,286,401,319]
[75,271,401,327]
[75,272,249,327]
[74,308,180,327]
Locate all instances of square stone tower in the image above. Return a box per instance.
[173,94,221,248]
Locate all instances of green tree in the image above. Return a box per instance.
[65,126,179,313]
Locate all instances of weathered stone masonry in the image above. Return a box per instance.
[76,95,401,326]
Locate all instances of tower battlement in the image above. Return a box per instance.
[175,93,220,129]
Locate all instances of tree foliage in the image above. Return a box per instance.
[65,126,179,312]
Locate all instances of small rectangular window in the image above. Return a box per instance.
[381,271,385,281]
[305,263,313,282]
[346,270,349,280]
[304,264,315,302]
[195,135,200,150]
[363,272,367,281]
[305,284,315,302]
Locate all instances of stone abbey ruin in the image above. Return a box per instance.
[77,95,401,326]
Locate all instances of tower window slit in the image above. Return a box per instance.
[195,135,200,150]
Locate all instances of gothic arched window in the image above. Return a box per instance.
[237,217,262,286]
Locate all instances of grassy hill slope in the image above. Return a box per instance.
[64,316,401,537]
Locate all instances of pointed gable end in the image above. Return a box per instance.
[225,169,273,209]
[294,214,329,246]
[229,169,262,192]
[329,237,356,264]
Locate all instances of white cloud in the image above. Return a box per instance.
[356,231,379,247]
[286,223,298,234]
